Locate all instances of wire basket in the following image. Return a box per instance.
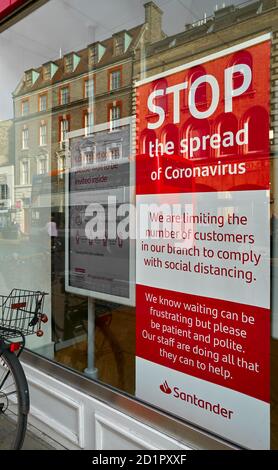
[0,289,48,339]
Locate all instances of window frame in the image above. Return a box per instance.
[39,121,47,146]
[83,109,94,136]
[21,159,29,185]
[21,98,29,116]
[21,126,29,150]
[84,76,95,99]
[59,86,70,106]
[37,156,48,175]
[59,115,70,142]
[38,93,47,112]
[107,101,122,130]
[108,67,122,91]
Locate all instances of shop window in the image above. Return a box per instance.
[0,0,277,452]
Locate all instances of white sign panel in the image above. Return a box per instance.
[65,118,135,306]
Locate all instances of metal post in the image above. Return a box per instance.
[84,297,98,379]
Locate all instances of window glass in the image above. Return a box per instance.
[60,87,69,105]
[85,79,94,98]
[60,118,69,142]
[21,160,29,184]
[39,94,47,112]
[40,123,47,146]
[110,70,121,90]
[22,127,29,149]
[0,0,277,451]
[22,100,29,116]
[110,104,121,129]
[85,111,94,136]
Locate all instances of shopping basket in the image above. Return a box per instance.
[0,289,48,339]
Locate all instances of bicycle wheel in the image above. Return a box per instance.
[0,349,29,450]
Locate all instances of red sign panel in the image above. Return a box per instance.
[135,36,271,449]
[136,41,270,195]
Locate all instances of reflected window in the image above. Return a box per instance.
[22,127,29,149]
[39,94,47,112]
[230,50,253,92]
[21,160,29,185]
[187,66,207,105]
[22,99,29,116]
[40,123,47,146]
[60,86,70,105]
[38,157,48,175]
[60,117,70,142]
[183,119,210,159]
[161,124,179,155]
[84,111,94,136]
[151,78,168,115]
[0,184,9,200]
[84,79,94,99]
[109,103,121,129]
[110,69,121,90]
[217,114,238,156]
[245,106,269,153]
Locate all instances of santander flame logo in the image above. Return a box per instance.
[160,380,172,395]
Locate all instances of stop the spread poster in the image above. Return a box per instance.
[135,35,271,449]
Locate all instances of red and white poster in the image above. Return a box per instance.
[135,35,271,449]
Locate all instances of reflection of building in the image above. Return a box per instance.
[0,119,14,230]
[12,2,165,232]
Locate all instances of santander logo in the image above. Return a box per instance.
[158,380,234,420]
[159,380,172,395]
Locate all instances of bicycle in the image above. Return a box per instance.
[0,289,48,450]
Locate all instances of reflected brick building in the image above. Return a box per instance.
[12,2,165,232]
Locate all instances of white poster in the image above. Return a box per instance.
[65,118,135,306]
